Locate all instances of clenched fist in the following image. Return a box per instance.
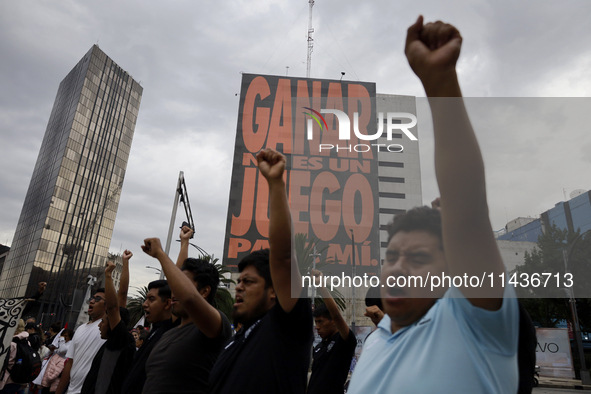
[405,16,462,85]
[122,249,133,261]
[142,238,164,259]
[105,261,116,276]
[256,148,286,183]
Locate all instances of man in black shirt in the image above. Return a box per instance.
[307,269,356,394]
[120,280,177,394]
[81,261,135,394]
[209,148,314,394]
[141,232,232,394]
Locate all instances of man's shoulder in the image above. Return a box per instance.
[188,310,232,341]
[112,319,130,334]
[217,309,232,339]
[342,329,357,349]
[161,323,184,338]
[271,296,312,319]
[72,321,98,341]
[107,320,135,350]
[439,286,520,322]
[82,319,102,330]
[145,318,178,343]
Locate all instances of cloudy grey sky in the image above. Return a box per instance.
[1,0,590,293]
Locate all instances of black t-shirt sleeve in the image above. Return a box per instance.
[106,319,132,351]
[217,311,232,345]
[344,329,357,354]
[270,293,312,340]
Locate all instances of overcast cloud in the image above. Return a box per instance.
[1,0,590,293]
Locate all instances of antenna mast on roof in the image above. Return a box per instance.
[306,0,315,78]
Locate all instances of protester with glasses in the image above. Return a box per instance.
[54,289,106,394]
[81,259,135,394]
[55,249,133,394]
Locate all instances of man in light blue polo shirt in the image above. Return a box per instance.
[348,17,519,394]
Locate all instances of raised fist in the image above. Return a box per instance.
[122,249,133,261]
[431,197,441,210]
[180,226,194,242]
[364,305,385,326]
[310,269,324,288]
[142,238,164,258]
[256,148,286,182]
[405,16,462,83]
[105,261,116,276]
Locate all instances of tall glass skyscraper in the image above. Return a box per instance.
[0,45,142,325]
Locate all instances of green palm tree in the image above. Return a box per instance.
[127,286,148,327]
[294,233,346,311]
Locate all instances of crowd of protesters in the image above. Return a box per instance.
[0,17,533,394]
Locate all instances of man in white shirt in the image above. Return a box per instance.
[55,289,107,394]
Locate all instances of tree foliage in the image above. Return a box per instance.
[127,286,148,327]
[294,233,346,311]
[513,224,591,330]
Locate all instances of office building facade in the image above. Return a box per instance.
[0,45,142,325]
[497,190,591,242]
[375,94,422,263]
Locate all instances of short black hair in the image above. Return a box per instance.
[148,280,171,301]
[238,249,272,288]
[50,321,62,333]
[387,206,443,248]
[181,258,219,305]
[313,303,332,320]
[365,285,383,310]
[139,330,149,341]
[96,287,106,294]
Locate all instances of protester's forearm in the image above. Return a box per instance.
[268,179,293,273]
[421,70,461,98]
[319,287,340,320]
[319,286,348,336]
[267,176,301,312]
[118,258,130,307]
[105,272,118,310]
[55,359,72,394]
[176,239,189,268]
[105,271,121,328]
[421,70,488,222]
[422,45,504,300]
[158,251,200,304]
[157,250,222,338]
[432,101,486,213]
[22,288,44,319]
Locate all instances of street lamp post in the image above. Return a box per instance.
[309,245,321,301]
[563,229,591,385]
